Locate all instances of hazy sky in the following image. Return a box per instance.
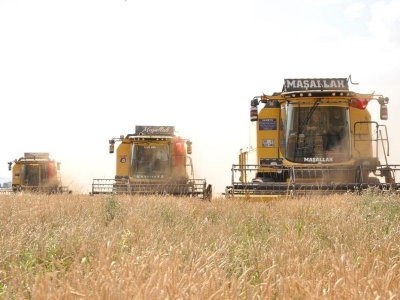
[1,0,400,194]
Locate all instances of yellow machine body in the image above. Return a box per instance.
[92,125,212,199]
[226,77,397,200]
[8,152,71,194]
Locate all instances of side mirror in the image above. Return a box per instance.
[186,141,192,155]
[250,106,258,122]
[8,161,12,171]
[109,139,115,154]
[380,104,388,120]
[250,99,259,107]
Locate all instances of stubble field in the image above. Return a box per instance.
[1,191,400,299]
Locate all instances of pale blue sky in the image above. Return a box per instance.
[1,0,399,194]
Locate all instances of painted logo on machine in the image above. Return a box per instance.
[135,126,175,136]
[303,157,333,162]
[284,78,349,92]
[120,155,127,163]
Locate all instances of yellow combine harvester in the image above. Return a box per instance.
[225,76,399,199]
[92,125,212,200]
[8,152,72,194]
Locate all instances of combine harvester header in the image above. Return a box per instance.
[226,76,399,199]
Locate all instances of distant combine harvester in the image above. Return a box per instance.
[7,152,72,194]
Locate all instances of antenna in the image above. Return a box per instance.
[348,75,359,85]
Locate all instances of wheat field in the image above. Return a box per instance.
[1,191,400,299]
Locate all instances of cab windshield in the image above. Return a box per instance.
[130,145,170,178]
[284,105,350,163]
[22,164,48,186]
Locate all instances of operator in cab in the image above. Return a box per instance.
[327,108,346,150]
[305,110,328,155]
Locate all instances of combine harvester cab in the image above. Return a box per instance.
[92,125,212,200]
[8,152,72,194]
[226,76,400,200]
